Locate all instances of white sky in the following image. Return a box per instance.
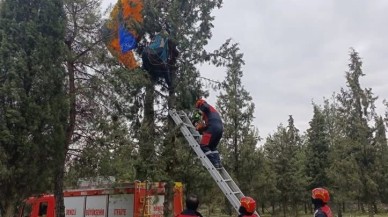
[101,0,388,141]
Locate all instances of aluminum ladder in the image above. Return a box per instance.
[168,109,260,216]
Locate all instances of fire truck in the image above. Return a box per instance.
[18,181,184,217]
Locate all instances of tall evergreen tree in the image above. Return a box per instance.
[0,0,67,217]
[215,42,261,213]
[373,116,388,204]
[305,104,330,188]
[127,1,239,216]
[61,0,144,188]
[264,116,306,217]
[329,49,379,217]
[216,42,259,189]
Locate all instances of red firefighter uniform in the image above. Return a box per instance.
[195,99,223,168]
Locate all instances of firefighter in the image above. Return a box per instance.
[311,187,333,217]
[194,98,224,168]
[177,194,203,217]
[238,196,258,217]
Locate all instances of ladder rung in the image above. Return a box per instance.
[169,110,254,216]
[183,123,195,128]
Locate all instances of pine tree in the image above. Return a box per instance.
[131,1,233,216]
[305,104,330,188]
[264,116,306,217]
[61,0,146,186]
[378,100,388,203]
[373,116,388,205]
[0,0,67,217]
[216,42,259,187]
[329,49,379,217]
[215,42,261,213]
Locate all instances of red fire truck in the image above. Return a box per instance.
[18,182,184,217]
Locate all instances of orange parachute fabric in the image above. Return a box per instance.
[104,0,144,69]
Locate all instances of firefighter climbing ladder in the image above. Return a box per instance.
[168,109,260,217]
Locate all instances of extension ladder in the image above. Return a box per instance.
[168,109,260,216]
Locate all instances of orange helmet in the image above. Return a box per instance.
[240,196,256,213]
[195,99,206,108]
[312,188,330,203]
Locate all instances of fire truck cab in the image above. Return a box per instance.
[18,182,183,217]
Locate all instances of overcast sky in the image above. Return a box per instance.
[102,0,388,140]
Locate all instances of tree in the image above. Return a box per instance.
[215,42,261,213]
[0,0,67,217]
[373,116,388,205]
[305,104,330,189]
[377,102,388,204]
[264,116,306,217]
[329,49,379,217]
[216,42,261,188]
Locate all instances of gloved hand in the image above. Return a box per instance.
[191,110,202,125]
[195,121,206,134]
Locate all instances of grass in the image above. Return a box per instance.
[200,209,388,217]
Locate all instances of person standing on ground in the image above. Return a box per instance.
[311,187,333,217]
[177,194,203,217]
[238,196,258,217]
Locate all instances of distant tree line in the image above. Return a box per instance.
[1,1,387,217]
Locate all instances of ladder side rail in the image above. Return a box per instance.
[169,110,241,209]
[181,128,242,212]
[177,111,201,142]
[169,110,259,216]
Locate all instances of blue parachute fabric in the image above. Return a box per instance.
[119,24,137,53]
[148,34,168,63]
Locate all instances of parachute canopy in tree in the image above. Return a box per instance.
[104,0,143,69]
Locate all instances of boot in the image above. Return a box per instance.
[206,153,220,168]
[213,152,222,169]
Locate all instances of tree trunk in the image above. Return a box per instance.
[337,203,342,217]
[282,200,287,217]
[138,80,156,179]
[162,65,177,217]
[54,163,66,217]
[368,202,374,217]
[261,202,265,214]
[304,202,307,214]
[342,201,345,213]
[373,201,378,214]
[53,54,76,217]
[4,198,16,217]
[293,203,298,217]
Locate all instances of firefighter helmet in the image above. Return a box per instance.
[312,188,330,203]
[240,196,256,213]
[195,99,206,108]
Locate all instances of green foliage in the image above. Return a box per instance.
[305,104,330,189]
[0,0,67,216]
[263,116,307,216]
[324,49,385,217]
[1,0,388,216]
[216,42,260,191]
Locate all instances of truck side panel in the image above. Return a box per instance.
[85,196,108,217]
[149,195,164,217]
[64,196,85,217]
[108,194,134,217]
